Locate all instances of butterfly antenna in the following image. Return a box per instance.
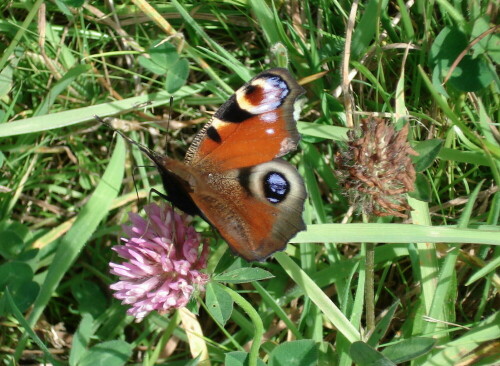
[131,165,154,202]
[94,115,166,168]
[165,96,173,150]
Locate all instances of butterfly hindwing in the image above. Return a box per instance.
[178,159,306,261]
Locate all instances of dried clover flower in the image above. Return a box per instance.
[336,117,418,218]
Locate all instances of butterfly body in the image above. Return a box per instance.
[101,68,306,261]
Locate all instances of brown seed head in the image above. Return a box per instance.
[336,117,418,218]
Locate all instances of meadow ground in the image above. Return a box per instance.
[0,1,498,365]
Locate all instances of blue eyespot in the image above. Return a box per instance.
[264,172,289,204]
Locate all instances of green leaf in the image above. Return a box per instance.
[78,173,92,191]
[78,340,132,366]
[139,41,180,75]
[0,262,33,289]
[349,341,396,366]
[165,59,189,93]
[149,41,179,68]
[351,0,383,60]
[471,15,500,63]
[317,341,338,366]
[484,31,499,64]
[71,280,108,318]
[214,267,274,284]
[213,254,246,275]
[429,27,466,68]
[447,55,494,92]
[205,282,233,326]
[408,173,431,202]
[418,65,500,158]
[138,55,168,75]
[367,301,399,346]
[225,351,266,366]
[382,337,436,363]
[0,230,24,259]
[0,263,39,313]
[0,220,31,241]
[185,357,201,366]
[17,248,39,262]
[269,340,318,366]
[429,26,494,92]
[412,139,443,172]
[457,181,485,228]
[7,280,39,313]
[69,314,94,366]
[274,253,359,343]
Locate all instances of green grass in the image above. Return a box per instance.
[1,0,499,365]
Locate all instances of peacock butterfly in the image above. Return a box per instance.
[98,68,307,261]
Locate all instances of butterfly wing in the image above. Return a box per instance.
[175,68,307,260]
[104,68,307,261]
[185,68,305,171]
[164,159,306,261]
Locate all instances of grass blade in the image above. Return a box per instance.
[13,137,125,360]
[292,224,500,245]
[275,252,360,343]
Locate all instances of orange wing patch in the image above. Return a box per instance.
[191,187,281,261]
[185,68,305,171]
[195,111,296,170]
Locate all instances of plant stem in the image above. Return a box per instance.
[365,242,376,334]
[223,286,263,366]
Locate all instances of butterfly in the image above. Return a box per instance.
[98,68,307,261]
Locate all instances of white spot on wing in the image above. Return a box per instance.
[261,112,277,123]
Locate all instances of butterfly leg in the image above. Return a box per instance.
[149,187,172,203]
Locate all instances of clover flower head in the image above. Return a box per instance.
[109,203,209,320]
[336,117,418,218]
